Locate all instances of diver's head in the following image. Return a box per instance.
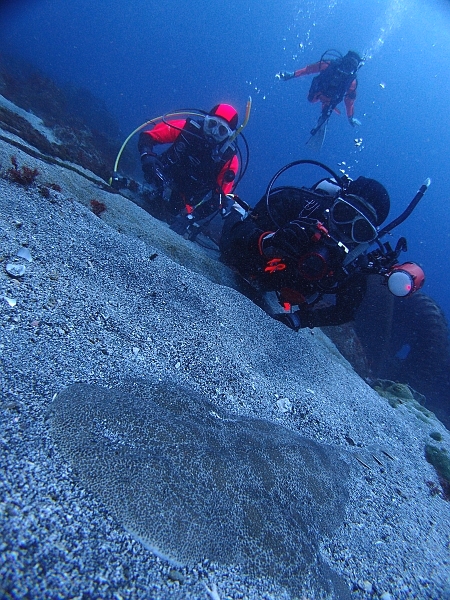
[342,50,362,74]
[204,104,238,143]
[346,177,390,225]
[327,177,390,245]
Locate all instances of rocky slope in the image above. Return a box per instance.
[1,100,449,600]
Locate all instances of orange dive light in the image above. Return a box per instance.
[387,262,425,297]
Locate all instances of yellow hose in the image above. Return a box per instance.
[228,96,252,144]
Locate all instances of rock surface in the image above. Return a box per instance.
[1,114,450,600]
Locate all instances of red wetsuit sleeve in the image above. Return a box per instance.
[344,79,357,117]
[293,61,329,78]
[141,119,186,145]
[217,154,239,194]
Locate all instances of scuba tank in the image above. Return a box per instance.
[308,49,362,108]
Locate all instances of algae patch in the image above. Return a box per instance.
[371,379,434,423]
[425,444,450,500]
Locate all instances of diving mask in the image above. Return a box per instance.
[203,115,233,143]
[329,195,378,244]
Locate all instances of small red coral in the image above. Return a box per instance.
[7,155,39,187]
[39,185,51,198]
[90,199,107,216]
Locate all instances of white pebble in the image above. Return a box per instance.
[6,263,26,277]
[276,397,292,413]
[4,296,17,307]
[17,247,32,262]
[358,580,373,593]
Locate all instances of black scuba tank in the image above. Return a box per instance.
[308,60,355,105]
[162,119,235,194]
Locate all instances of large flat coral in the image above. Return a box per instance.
[51,379,351,598]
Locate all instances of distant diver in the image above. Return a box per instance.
[138,103,241,237]
[110,101,252,241]
[277,50,363,149]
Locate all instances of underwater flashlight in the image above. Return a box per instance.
[387,262,425,297]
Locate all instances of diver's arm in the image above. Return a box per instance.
[217,154,239,195]
[300,274,367,328]
[293,61,329,78]
[219,211,266,272]
[138,119,186,149]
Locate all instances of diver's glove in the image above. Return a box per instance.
[277,71,295,81]
[272,310,304,331]
[170,211,198,238]
[348,117,361,127]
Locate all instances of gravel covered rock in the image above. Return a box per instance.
[1,133,449,600]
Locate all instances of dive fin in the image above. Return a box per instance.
[306,119,328,151]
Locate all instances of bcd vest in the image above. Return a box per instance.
[309,60,356,107]
[161,118,236,198]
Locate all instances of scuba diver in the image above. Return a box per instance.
[137,103,243,238]
[277,50,363,148]
[220,159,427,330]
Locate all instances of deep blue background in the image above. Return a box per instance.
[1,0,450,324]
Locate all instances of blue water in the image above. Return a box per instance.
[1,0,450,325]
